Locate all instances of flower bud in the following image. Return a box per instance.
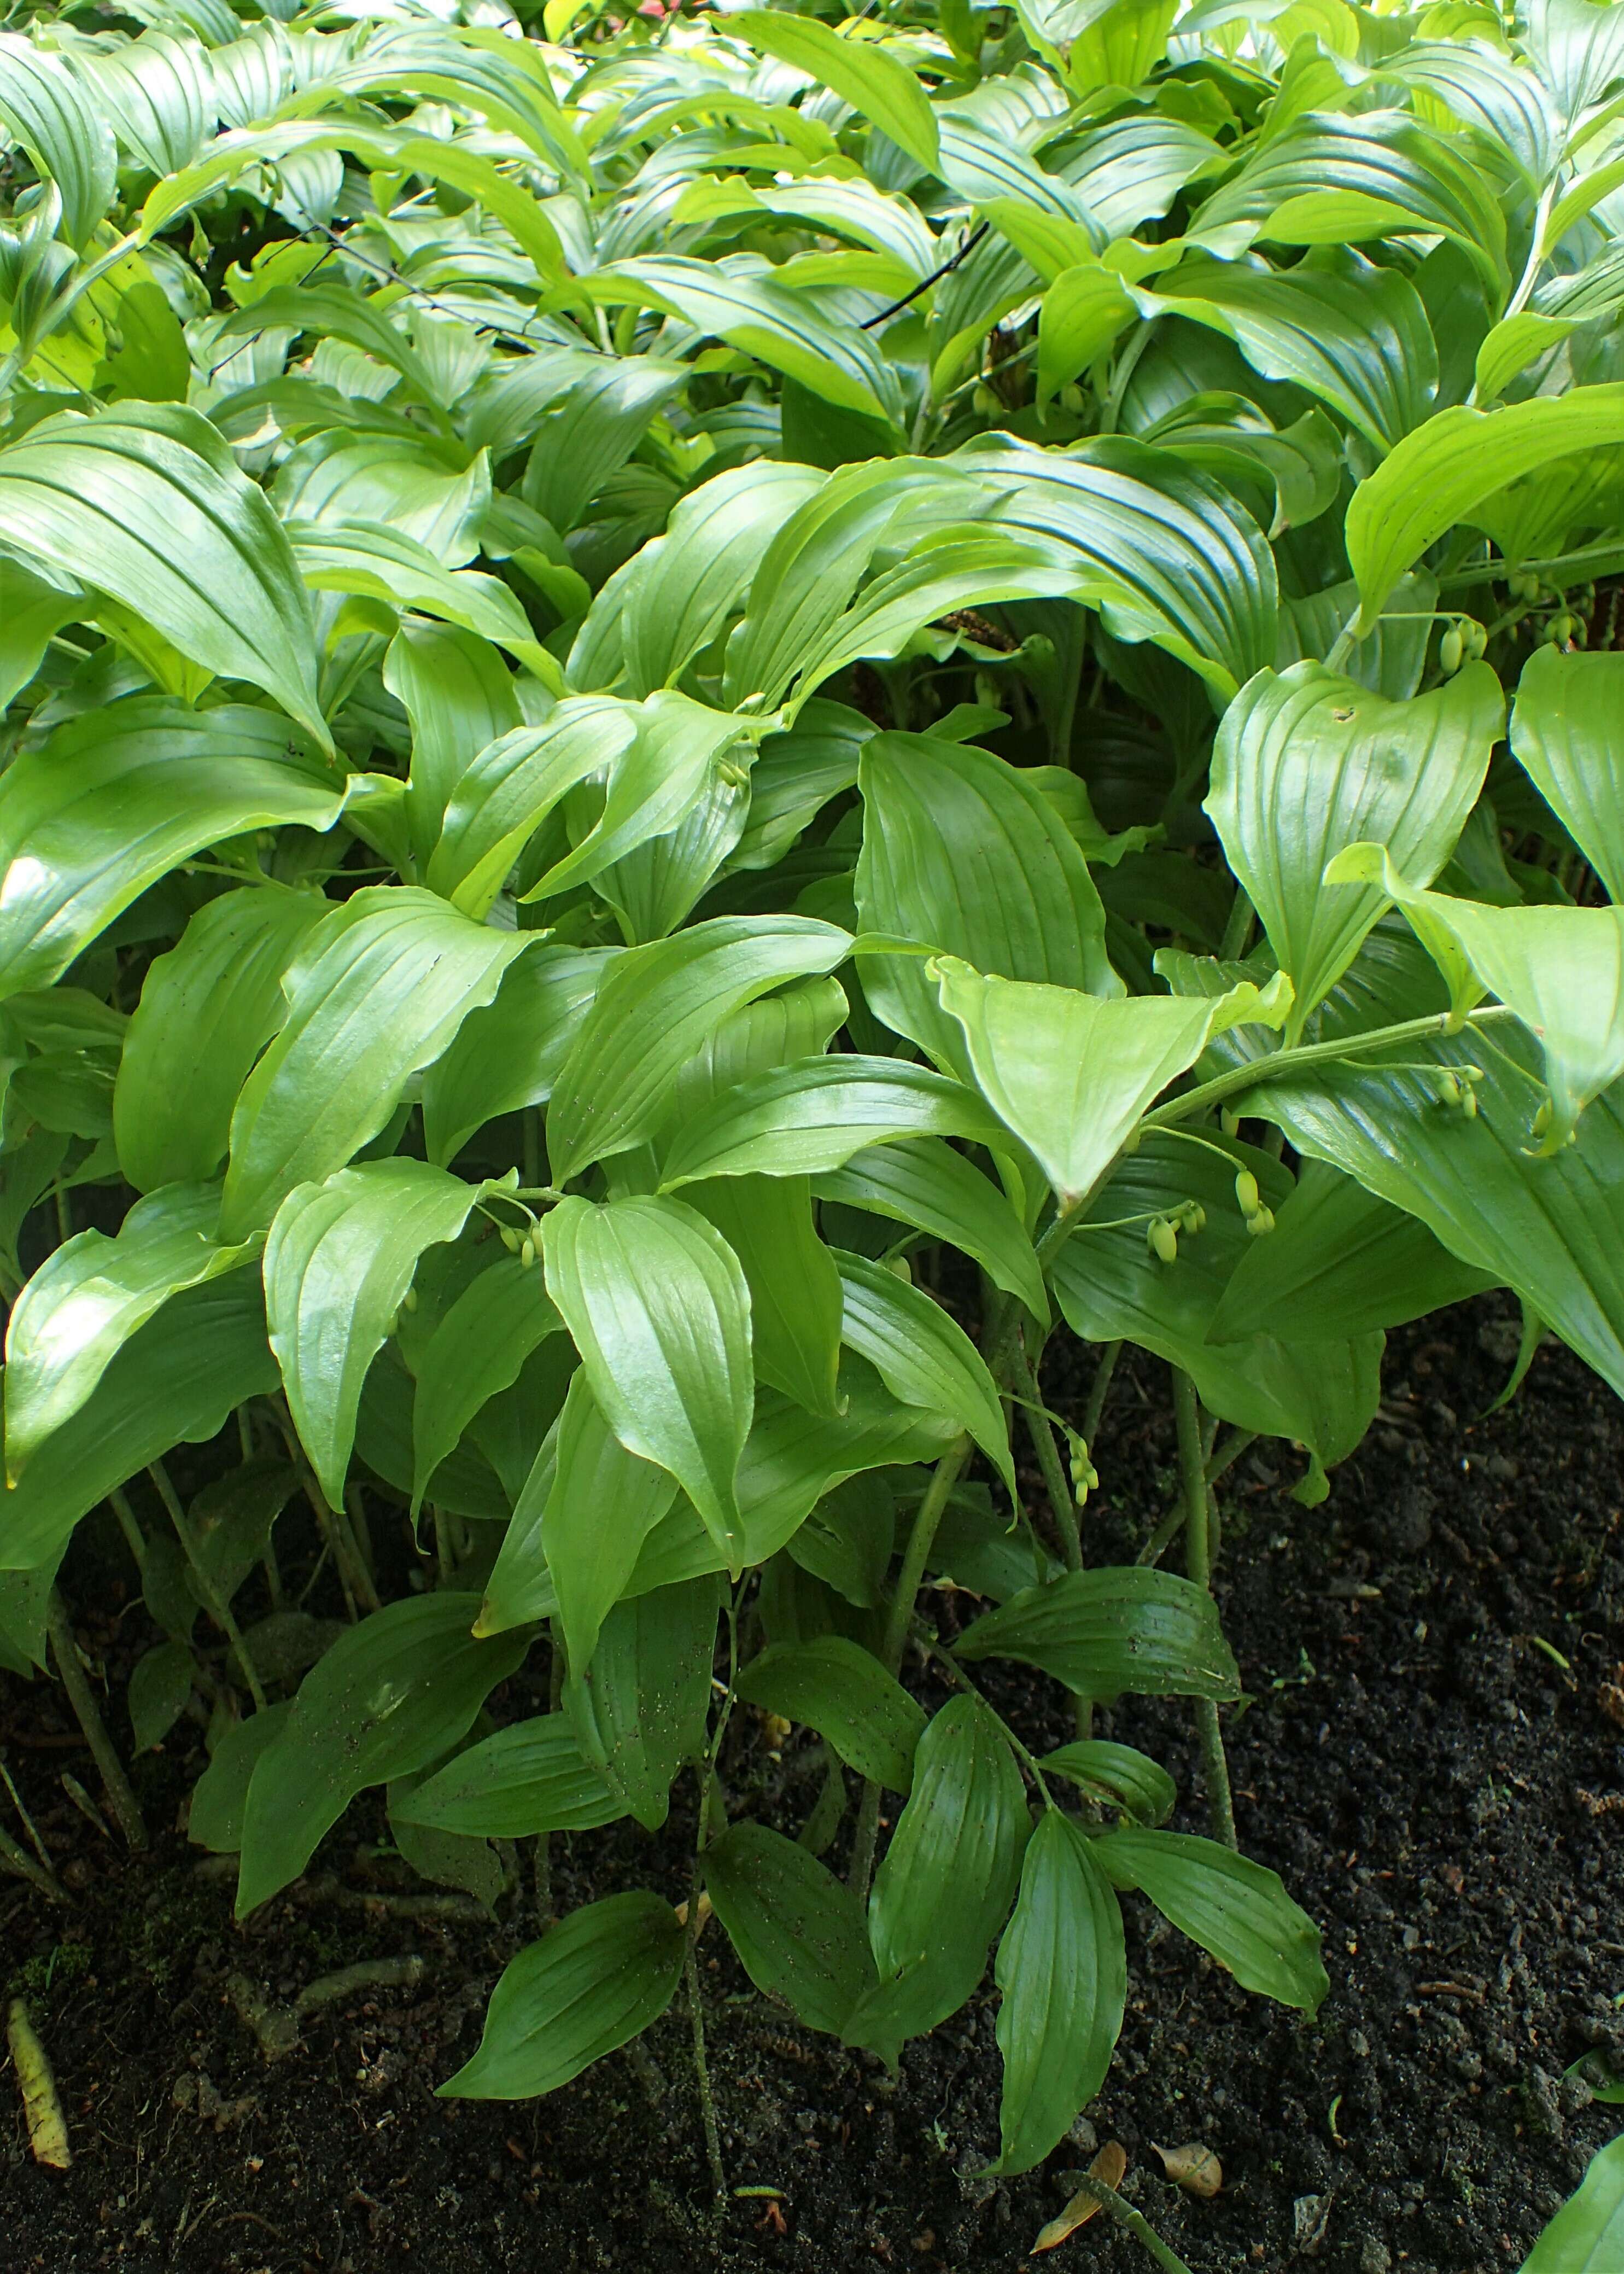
[1148,1215,1178,1263]
[1220,1105,1241,1138]
[501,1225,521,1253]
[1439,625,1463,674]
[401,1285,418,1313]
[519,1235,536,1269]
[1245,1204,1275,1237]
[1234,1169,1261,1218]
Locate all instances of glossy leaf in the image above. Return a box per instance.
[1510,645,1624,902]
[564,1576,721,1830]
[705,1821,879,2037]
[660,1057,1009,1189]
[1094,1828,1329,2012]
[539,1372,679,1671]
[392,1716,623,1840]
[813,1137,1048,1323]
[410,1258,562,1517]
[1520,2138,1624,2274]
[956,1567,1240,1700]
[735,1636,927,1794]
[1039,1740,1177,1826]
[834,1248,1014,1495]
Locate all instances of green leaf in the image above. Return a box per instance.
[290,519,562,689]
[264,1160,483,1511]
[735,1636,927,1794]
[4,1181,257,1480]
[956,1567,1240,1700]
[731,13,938,170]
[787,1472,895,1608]
[1094,1828,1329,2012]
[185,1459,299,1607]
[188,1704,293,1855]
[834,1249,1014,1496]
[392,1715,623,1839]
[685,1175,843,1417]
[1347,388,1624,630]
[547,916,850,1185]
[440,1891,685,2100]
[934,957,1290,1208]
[0,1274,277,1573]
[128,1638,196,1753]
[410,1257,562,1517]
[1210,1159,1497,1340]
[0,702,349,1002]
[542,1195,753,1570]
[220,888,531,1239]
[990,1812,1126,2175]
[1206,661,1503,1036]
[705,1821,879,2037]
[539,1372,679,1671]
[237,1592,528,1913]
[421,946,611,1169]
[382,619,522,868]
[1520,2137,1624,2274]
[1510,645,1624,902]
[1039,1739,1177,1825]
[846,1694,1029,2055]
[0,33,115,246]
[114,888,327,1193]
[0,405,326,745]
[856,730,1119,1072]
[813,1138,1048,1324]
[1037,261,1137,404]
[564,1576,721,1830]
[660,1057,1009,1188]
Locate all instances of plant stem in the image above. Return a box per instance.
[1011,1343,1091,1739]
[849,1437,973,1898]
[0,1755,64,1900]
[1080,1339,1121,1447]
[276,1413,378,1617]
[148,1461,267,1711]
[535,1626,566,1929]
[0,1820,65,1904]
[1172,1373,1237,1850]
[45,1593,146,1851]
[684,1587,741,2204]
[1071,2177,1197,2274]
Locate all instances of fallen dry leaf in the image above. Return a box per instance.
[1033,2141,1128,2251]
[1153,2141,1223,2197]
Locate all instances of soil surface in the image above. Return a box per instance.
[3,1296,1622,2274]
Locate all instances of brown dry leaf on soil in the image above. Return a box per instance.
[1033,2141,1128,2250]
[1153,2141,1223,2197]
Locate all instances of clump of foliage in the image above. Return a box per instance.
[1,0,1622,2246]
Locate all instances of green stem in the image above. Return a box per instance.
[1172,1373,1236,1850]
[0,1820,64,1905]
[685,1587,741,2203]
[1010,1344,1091,1739]
[45,1592,147,1851]
[919,1631,1054,1804]
[850,1435,973,1896]
[149,1461,267,1712]
[1080,1340,1121,1448]
[1071,2178,1198,2274]
[1141,1005,1516,1135]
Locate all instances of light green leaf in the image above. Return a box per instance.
[990,1812,1125,2175]
[421,947,611,1169]
[410,1258,562,1517]
[542,1196,753,1570]
[1510,645,1624,901]
[1094,1827,1328,2011]
[220,889,531,1239]
[4,1181,255,1480]
[834,1248,1014,1495]
[392,1715,623,1840]
[1037,261,1137,404]
[382,619,523,871]
[660,1056,1009,1190]
[956,1567,1240,1700]
[684,1175,843,1418]
[734,1636,927,1794]
[264,1160,482,1511]
[440,1892,685,2100]
[290,520,560,687]
[1519,2137,1624,2274]
[540,1372,679,1671]
[813,1138,1048,1323]
[731,12,937,170]
[1206,661,1503,1037]
[0,32,116,247]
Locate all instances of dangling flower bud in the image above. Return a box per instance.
[1439,625,1463,674]
[1245,1204,1275,1237]
[1234,1169,1261,1219]
[519,1235,536,1269]
[1148,1216,1178,1264]
[1220,1105,1241,1138]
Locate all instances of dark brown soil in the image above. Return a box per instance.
[4,1297,1621,2274]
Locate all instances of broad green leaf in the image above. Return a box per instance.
[813,1138,1048,1323]
[564,1576,721,1830]
[237,1591,528,1914]
[731,13,938,170]
[0,557,89,712]
[1037,262,1137,403]
[421,947,611,1168]
[0,702,349,1002]
[1049,1132,1383,1489]
[392,1716,623,1839]
[264,1161,482,1511]
[990,1812,1126,2175]
[114,888,326,1194]
[540,1372,679,1671]
[705,1821,878,2035]
[1040,1739,1177,1825]
[1519,2137,1624,2274]
[188,1706,293,1856]
[847,1695,1029,2055]
[290,520,560,688]
[0,1274,276,1573]
[547,916,850,1185]
[185,1459,299,1607]
[934,957,1291,1206]
[1210,1160,1496,1340]
[410,1258,562,1516]
[220,889,531,1239]
[834,1249,1014,1495]
[1510,645,1624,901]
[421,700,623,916]
[273,435,491,567]
[0,34,115,246]
[522,357,687,535]
[956,1567,1240,1700]
[1347,388,1624,630]
[856,730,1119,1071]
[676,1065,839,1309]
[382,619,522,868]
[440,1892,685,2100]
[1094,1828,1328,2011]
[660,1057,1009,1189]
[1473,312,1578,405]
[1206,661,1503,1036]
[786,1472,895,1608]
[0,404,325,744]
[5,1181,255,1480]
[542,1196,753,1570]
[128,1638,197,1753]
[734,1636,927,1794]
